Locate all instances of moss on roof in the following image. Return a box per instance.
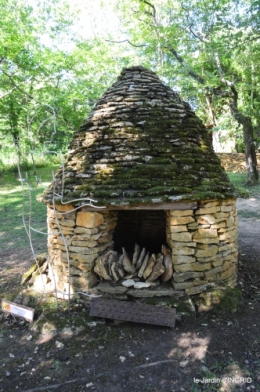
[40,66,237,207]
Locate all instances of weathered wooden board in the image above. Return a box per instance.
[82,202,198,211]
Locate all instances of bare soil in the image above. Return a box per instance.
[0,198,260,392]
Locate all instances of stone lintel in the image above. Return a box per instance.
[81,201,198,211]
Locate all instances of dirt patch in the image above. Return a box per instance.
[0,198,260,392]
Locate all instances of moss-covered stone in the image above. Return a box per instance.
[40,66,237,206]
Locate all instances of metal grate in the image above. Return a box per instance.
[89,298,176,328]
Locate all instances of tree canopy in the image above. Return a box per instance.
[1,0,259,180]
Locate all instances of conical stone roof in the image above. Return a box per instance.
[42,66,237,206]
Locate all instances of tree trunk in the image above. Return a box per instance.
[229,86,259,184]
[238,114,259,184]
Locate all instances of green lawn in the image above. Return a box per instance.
[0,165,60,251]
[227,172,260,198]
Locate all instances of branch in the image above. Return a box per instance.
[1,68,75,131]
[108,37,205,85]
[140,0,156,19]
[0,87,16,99]
[105,39,149,48]
[214,52,235,87]
[166,46,205,84]
[1,68,34,100]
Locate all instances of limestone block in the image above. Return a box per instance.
[220,265,236,280]
[60,228,74,235]
[63,266,83,276]
[170,216,195,225]
[204,266,223,279]
[171,232,192,242]
[197,215,216,224]
[71,234,91,241]
[168,225,188,233]
[62,212,77,220]
[225,275,237,286]
[172,255,196,265]
[196,207,220,215]
[106,220,117,232]
[59,220,76,227]
[221,249,237,258]
[195,245,219,258]
[70,242,113,255]
[213,252,237,263]
[196,255,218,263]
[76,211,104,228]
[186,283,213,295]
[53,204,74,212]
[70,259,94,272]
[56,236,71,246]
[200,201,220,208]
[214,212,229,219]
[173,271,204,282]
[174,262,211,273]
[170,241,196,248]
[53,244,67,252]
[211,222,227,229]
[217,226,236,233]
[220,205,235,212]
[97,234,113,244]
[212,259,224,267]
[48,209,62,219]
[219,229,237,242]
[223,259,237,271]
[74,227,99,234]
[193,228,218,239]
[173,280,203,290]
[218,243,235,252]
[197,224,211,229]
[170,210,194,217]
[70,253,99,264]
[71,239,98,248]
[187,222,199,229]
[226,216,235,227]
[171,247,195,256]
[47,218,58,226]
[68,274,98,289]
[193,237,219,245]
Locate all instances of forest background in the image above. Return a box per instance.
[1,0,260,181]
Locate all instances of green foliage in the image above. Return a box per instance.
[112,0,260,157]
[1,0,260,175]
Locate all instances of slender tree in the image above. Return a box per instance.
[112,0,260,183]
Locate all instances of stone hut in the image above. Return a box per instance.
[40,66,238,300]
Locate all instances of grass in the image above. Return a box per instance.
[0,164,60,251]
[227,172,260,199]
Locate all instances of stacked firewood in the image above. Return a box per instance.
[94,244,173,283]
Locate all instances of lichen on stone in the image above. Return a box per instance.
[41,66,237,206]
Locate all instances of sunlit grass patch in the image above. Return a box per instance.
[227,172,260,199]
[0,165,59,251]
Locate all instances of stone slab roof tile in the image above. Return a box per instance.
[40,66,237,206]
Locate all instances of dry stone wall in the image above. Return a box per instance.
[217,153,260,173]
[46,198,237,298]
[167,199,237,295]
[47,204,117,298]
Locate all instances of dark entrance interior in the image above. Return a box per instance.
[113,210,166,257]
